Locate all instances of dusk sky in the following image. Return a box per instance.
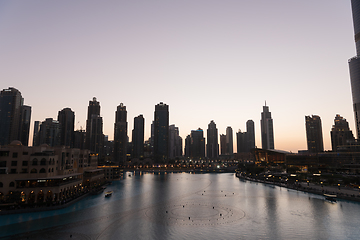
[0,0,355,152]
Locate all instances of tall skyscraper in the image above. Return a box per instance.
[18,105,31,146]
[236,130,247,153]
[85,97,104,158]
[349,0,360,139]
[132,114,144,159]
[220,134,227,155]
[188,128,205,159]
[0,87,31,146]
[169,124,182,159]
[58,108,75,147]
[153,102,169,162]
[206,120,219,159]
[305,115,324,153]
[38,118,61,147]
[330,114,355,151]
[226,126,233,155]
[33,121,40,146]
[114,103,127,164]
[246,120,255,151]
[261,103,274,150]
[184,135,191,158]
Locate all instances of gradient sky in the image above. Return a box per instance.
[0,0,356,153]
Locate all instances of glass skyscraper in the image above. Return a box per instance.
[349,0,360,138]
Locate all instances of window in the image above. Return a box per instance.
[10,169,17,174]
[0,161,6,167]
[21,169,27,173]
[9,182,15,187]
[0,151,9,157]
[12,152,18,158]
[30,168,37,173]
[40,158,46,165]
[32,159,38,166]
[39,168,46,173]
[23,152,28,155]
[0,182,3,187]
[22,161,28,166]
[11,161,17,166]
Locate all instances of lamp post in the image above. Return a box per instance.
[321,181,323,192]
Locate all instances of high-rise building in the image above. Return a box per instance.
[261,103,274,150]
[132,114,144,159]
[330,114,355,151]
[73,129,86,149]
[153,102,169,162]
[246,120,255,151]
[18,105,31,146]
[305,115,324,153]
[0,87,31,146]
[188,128,205,159]
[236,130,247,153]
[184,135,191,158]
[85,97,104,159]
[33,121,40,146]
[206,120,219,159]
[349,0,360,138]
[58,108,75,147]
[226,126,233,155]
[169,124,182,159]
[220,134,227,155]
[114,103,127,164]
[38,118,61,147]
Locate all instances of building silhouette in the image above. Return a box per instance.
[330,114,355,151]
[58,108,75,147]
[85,97,104,159]
[186,128,205,160]
[305,115,324,153]
[349,0,360,139]
[169,124,182,159]
[237,120,256,153]
[226,126,233,155]
[184,135,191,158]
[114,103,127,164]
[38,118,61,147]
[261,103,274,150]
[220,134,227,155]
[132,114,144,159]
[0,87,31,146]
[32,121,40,146]
[153,102,169,162]
[206,120,219,159]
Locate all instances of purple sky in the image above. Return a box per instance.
[0,0,355,152]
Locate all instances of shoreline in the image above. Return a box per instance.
[236,173,360,203]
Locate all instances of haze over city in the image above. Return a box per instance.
[0,0,355,152]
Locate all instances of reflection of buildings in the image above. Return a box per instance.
[261,103,274,150]
[0,87,31,146]
[0,141,104,205]
[330,114,355,151]
[305,115,324,153]
[206,120,219,159]
[349,0,360,138]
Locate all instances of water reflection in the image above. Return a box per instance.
[1,173,360,239]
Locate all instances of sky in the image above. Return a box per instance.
[0,0,356,153]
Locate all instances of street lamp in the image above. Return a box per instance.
[338,183,340,191]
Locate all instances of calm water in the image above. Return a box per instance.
[1,172,360,239]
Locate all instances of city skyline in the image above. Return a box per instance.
[0,1,355,152]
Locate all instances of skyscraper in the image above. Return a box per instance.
[85,97,104,158]
[188,128,205,159]
[246,120,255,151]
[226,126,233,155]
[330,114,355,151]
[114,103,127,164]
[0,87,31,146]
[261,103,274,150]
[132,114,144,159]
[305,115,324,153]
[220,134,227,155]
[38,118,61,147]
[349,0,360,139]
[33,121,40,146]
[153,102,169,162]
[169,124,182,159]
[58,108,75,147]
[206,120,219,159]
[236,130,247,153]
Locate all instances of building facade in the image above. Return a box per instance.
[58,108,75,147]
[168,124,182,159]
[206,120,219,159]
[132,114,144,159]
[153,102,169,162]
[330,114,355,151]
[261,104,274,150]
[305,115,324,153]
[114,103,127,164]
